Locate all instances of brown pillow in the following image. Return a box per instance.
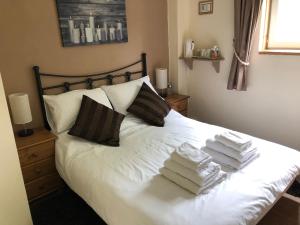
[68,95,125,147]
[127,82,170,127]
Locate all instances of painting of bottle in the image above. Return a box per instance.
[73,26,80,44]
[68,16,74,43]
[116,21,123,41]
[80,22,86,43]
[96,25,101,42]
[56,0,128,47]
[85,24,93,43]
[109,24,116,41]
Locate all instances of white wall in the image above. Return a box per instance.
[0,74,33,225]
[169,0,300,150]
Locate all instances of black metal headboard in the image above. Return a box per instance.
[33,53,147,130]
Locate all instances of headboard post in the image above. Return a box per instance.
[141,53,147,77]
[33,66,51,130]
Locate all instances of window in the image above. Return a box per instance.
[259,0,300,54]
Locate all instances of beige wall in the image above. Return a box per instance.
[0,74,33,225]
[169,0,300,150]
[0,0,169,129]
[167,0,191,93]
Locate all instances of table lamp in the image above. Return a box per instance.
[8,93,34,137]
[156,68,168,97]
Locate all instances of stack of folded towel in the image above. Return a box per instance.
[160,142,226,195]
[203,131,259,170]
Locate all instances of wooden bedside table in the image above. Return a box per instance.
[15,128,64,202]
[165,94,190,116]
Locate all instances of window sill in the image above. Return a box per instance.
[259,49,300,56]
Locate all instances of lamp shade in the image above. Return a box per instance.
[8,93,32,125]
[156,68,168,90]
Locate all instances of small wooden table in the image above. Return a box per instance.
[15,128,64,202]
[165,94,190,116]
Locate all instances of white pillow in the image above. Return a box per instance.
[101,76,157,115]
[43,88,112,134]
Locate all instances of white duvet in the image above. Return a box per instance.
[55,110,300,225]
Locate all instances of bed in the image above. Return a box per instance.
[33,53,300,225]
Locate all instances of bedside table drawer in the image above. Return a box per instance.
[22,157,56,183]
[170,100,187,112]
[18,141,55,166]
[25,173,63,201]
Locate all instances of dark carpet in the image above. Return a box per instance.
[30,181,300,225]
[30,187,107,225]
[287,180,300,197]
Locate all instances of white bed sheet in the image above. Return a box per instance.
[55,110,300,225]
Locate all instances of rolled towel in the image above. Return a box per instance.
[215,131,252,152]
[202,147,259,170]
[164,159,221,186]
[160,167,227,195]
[206,139,257,163]
[171,143,212,171]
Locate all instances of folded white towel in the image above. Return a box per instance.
[202,147,259,170]
[164,159,221,186]
[206,139,257,163]
[215,132,252,152]
[160,167,227,195]
[171,143,212,170]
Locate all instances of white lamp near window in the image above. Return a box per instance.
[8,93,34,137]
[156,68,168,97]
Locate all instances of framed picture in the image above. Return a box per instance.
[199,0,214,15]
[56,0,128,47]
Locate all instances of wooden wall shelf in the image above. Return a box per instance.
[180,56,225,73]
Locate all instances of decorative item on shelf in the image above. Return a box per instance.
[180,44,224,72]
[210,45,220,59]
[56,0,128,47]
[8,93,34,137]
[184,39,195,58]
[200,48,212,58]
[156,68,168,98]
[199,0,214,15]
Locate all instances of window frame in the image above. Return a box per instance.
[259,0,300,55]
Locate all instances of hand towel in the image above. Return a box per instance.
[171,143,212,170]
[215,132,252,152]
[164,159,221,186]
[202,147,259,170]
[160,167,227,195]
[206,139,257,163]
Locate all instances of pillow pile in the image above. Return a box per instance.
[127,82,170,127]
[68,95,125,147]
[101,76,157,115]
[45,76,171,147]
[43,88,112,134]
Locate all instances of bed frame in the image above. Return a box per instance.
[33,53,148,130]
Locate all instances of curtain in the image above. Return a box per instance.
[227,0,263,91]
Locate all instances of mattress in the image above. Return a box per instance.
[55,110,300,225]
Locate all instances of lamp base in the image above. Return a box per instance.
[18,129,34,137]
